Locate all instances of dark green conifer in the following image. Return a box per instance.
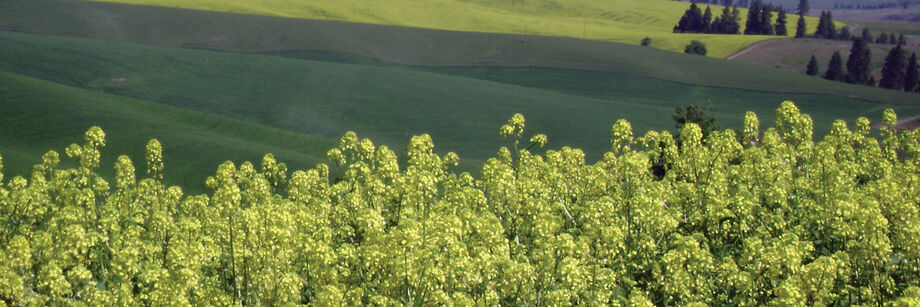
[759,7,774,35]
[880,44,907,90]
[838,26,851,40]
[824,51,844,81]
[745,0,763,34]
[795,14,806,38]
[905,53,919,92]
[797,0,809,15]
[674,2,705,33]
[861,28,872,42]
[702,6,713,33]
[815,11,836,39]
[806,55,820,75]
[775,10,788,36]
[845,38,872,84]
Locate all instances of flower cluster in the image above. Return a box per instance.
[1,102,919,305]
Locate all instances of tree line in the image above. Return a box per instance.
[810,11,908,44]
[674,0,836,39]
[674,0,912,44]
[807,39,920,93]
[833,1,920,9]
[673,0,783,35]
[2,102,920,305]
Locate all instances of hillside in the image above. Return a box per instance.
[2,30,917,190]
[3,1,920,305]
[1,1,917,190]
[768,0,920,9]
[730,38,920,76]
[0,0,901,100]
[86,0,819,57]
[0,71,334,191]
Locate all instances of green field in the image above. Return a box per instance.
[1,1,917,191]
[2,29,917,191]
[0,0,889,98]
[0,71,334,192]
[88,0,821,58]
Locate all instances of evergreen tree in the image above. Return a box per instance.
[713,6,741,34]
[702,6,713,33]
[728,6,742,34]
[825,11,837,38]
[816,11,837,39]
[824,51,844,81]
[861,28,873,42]
[806,55,820,75]
[898,33,907,45]
[797,0,809,15]
[775,10,788,36]
[712,8,725,34]
[795,14,807,38]
[745,0,763,34]
[878,32,889,44]
[880,44,907,90]
[845,38,872,84]
[759,7,775,35]
[815,11,828,38]
[675,2,706,33]
[889,34,898,45]
[838,26,851,40]
[905,53,919,92]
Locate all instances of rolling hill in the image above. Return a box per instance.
[0,0,896,99]
[0,70,335,192]
[768,0,920,9]
[85,0,821,58]
[1,0,917,191]
[2,29,916,190]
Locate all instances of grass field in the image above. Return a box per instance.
[2,30,917,190]
[0,0,896,100]
[1,1,917,190]
[87,0,820,58]
[0,71,335,192]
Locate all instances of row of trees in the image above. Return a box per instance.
[1,102,920,305]
[812,11,838,39]
[674,2,744,34]
[833,1,920,9]
[744,0,787,35]
[880,44,920,91]
[674,0,788,35]
[807,40,920,92]
[809,12,910,46]
[877,32,909,46]
[674,0,910,47]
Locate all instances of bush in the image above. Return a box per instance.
[684,40,707,55]
[641,37,652,46]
